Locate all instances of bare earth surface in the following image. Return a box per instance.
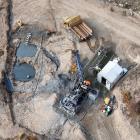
[0,0,8,80]
[0,0,140,139]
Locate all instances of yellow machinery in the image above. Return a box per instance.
[70,63,77,74]
[104,97,110,105]
[63,16,92,41]
[64,16,82,28]
[16,19,24,28]
[19,133,38,140]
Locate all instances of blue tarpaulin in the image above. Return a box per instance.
[4,73,14,93]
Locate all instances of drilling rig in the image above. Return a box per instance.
[60,50,99,115]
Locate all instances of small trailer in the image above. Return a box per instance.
[63,16,93,41]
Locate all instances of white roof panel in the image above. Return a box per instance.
[98,61,124,83]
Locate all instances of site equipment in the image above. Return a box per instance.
[101,95,116,116]
[70,63,77,74]
[16,19,23,28]
[63,16,93,41]
[60,50,99,115]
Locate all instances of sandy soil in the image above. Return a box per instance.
[0,0,8,80]
[0,0,140,139]
[104,0,140,12]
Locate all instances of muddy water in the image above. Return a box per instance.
[13,63,35,82]
[16,42,37,57]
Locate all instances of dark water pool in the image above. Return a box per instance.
[16,42,37,57]
[13,63,35,82]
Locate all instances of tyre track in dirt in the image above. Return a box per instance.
[48,0,57,31]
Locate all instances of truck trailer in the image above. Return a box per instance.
[63,16,93,41]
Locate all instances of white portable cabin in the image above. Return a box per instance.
[97,59,127,90]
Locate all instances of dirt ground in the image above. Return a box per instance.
[0,0,140,139]
[0,0,8,81]
[104,0,140,12]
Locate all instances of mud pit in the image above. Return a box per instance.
[0,0,140,139]
[16,43,37,58]
[13,63,35,82]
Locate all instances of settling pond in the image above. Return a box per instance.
[13,63,35,82]
[16,42,37,57]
